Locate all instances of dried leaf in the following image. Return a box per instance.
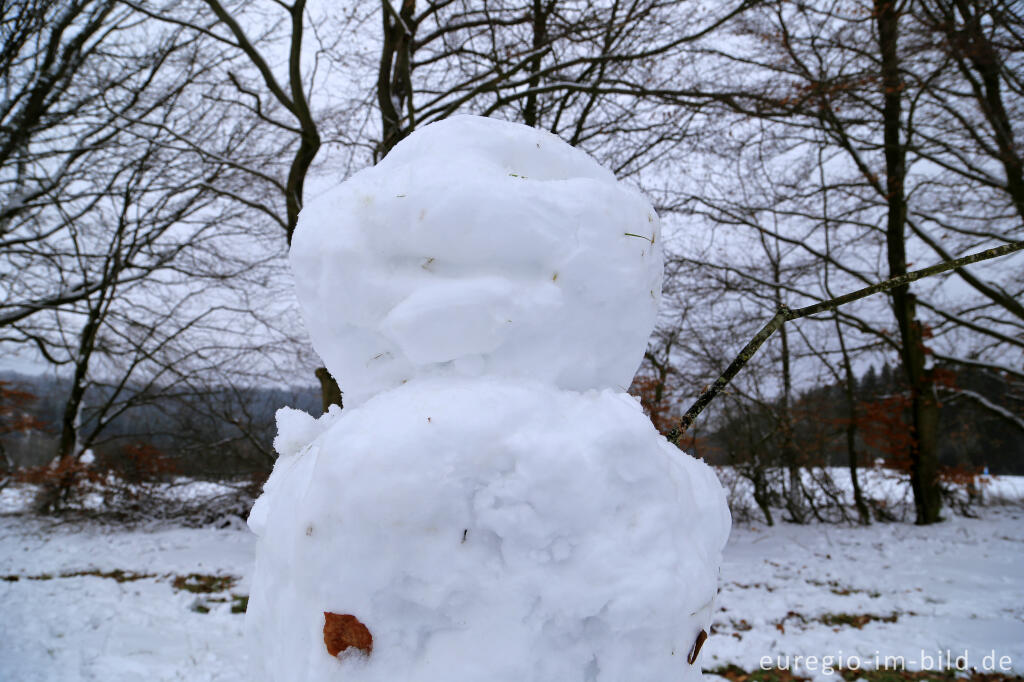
[323,612,372,657]
[687,628,708,665]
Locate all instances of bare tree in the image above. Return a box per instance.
[1,1,295,508]
[132,0,761,414]
[370,0,757,172]
[646,0,1024,523]
[131,0,375,410]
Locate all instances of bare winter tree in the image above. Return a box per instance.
[130,0,373,411]
[2,0,123,324]
[644,0,1024,524]
[369,0,758,172]
[133,0,760,414]
[1,1,291,507]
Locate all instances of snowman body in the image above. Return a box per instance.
[246,116,730,681]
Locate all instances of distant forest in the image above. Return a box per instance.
[4,359,1021,483]
[0,371,318,478]
[633,361,1024,476]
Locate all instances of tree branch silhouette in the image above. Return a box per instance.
[669,239,1024,443]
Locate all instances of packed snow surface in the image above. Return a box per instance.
[247,378,730,682]
[263,115,718,681]
[3,496,1023,681]
[290,115,662,406]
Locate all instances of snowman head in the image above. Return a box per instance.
[290,116,662,406]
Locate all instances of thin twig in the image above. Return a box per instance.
[669,239,1024,443]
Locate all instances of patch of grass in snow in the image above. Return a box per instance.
[171,572,237,593]
[230,594,248,613]
[2,568,155,582]
[806,578,882,598]
[1,568,247,611]
[707,666,1023,682]
[705,663,809,681]
[837,669,1023,681]
[769,611,902,634]
[2,567,246,616]
[188,592,247,616]
[726,581,777,592]
[820,612,900,629]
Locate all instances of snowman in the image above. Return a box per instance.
[246,115,730,681]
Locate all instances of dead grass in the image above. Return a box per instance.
[170,573,237,594]
[705,664,810,681]
[705,666,1023,682]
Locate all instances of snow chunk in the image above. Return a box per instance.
[272,406,329,459]
[250,407,343,537]
[246,378,729,681]
[290,115,662,406]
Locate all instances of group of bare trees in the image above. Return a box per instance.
[2,0,1021,522]
[636,0,1024,524]
[1,0,291,486]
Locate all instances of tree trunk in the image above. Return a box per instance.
[835,317,871,524]
[315,367,343,415]
[523,0,552,127]
[773,257,805,523]
[377,0,417,159]
[58,298,105,462]
[876,0,942,524]
[41,292,106,513]
[751,465,774,526]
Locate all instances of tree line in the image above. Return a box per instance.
[631,359,1023,524]
[0,370,317,474]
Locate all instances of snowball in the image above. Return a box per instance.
[290,115,662,406]
[246,378,730,682]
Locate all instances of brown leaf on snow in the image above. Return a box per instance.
[323,612,372,657]
[687,628,708,664]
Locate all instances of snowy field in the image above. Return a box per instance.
[1,480,1022,682]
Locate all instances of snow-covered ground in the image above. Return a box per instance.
[706,506,1024,679]
[1,481,1022,681]
[0,515,251,681]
